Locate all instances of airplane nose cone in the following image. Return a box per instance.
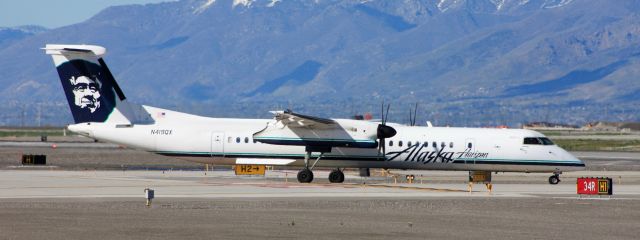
[559,147,586,169]
[571,155,586,167]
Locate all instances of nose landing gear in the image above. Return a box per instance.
[548,171,561,185]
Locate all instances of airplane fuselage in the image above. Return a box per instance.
[69,105,584,173]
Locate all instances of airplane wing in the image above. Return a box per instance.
[271,109,336,128]
[254,110,380,149]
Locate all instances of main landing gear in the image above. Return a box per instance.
[296,151,322,183]
[328,169,345,183]
[297,168,314,183]
[548,171,561,185]
[296,149,344,183]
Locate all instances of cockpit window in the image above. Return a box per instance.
[539,137,555,145]
[523,137,555,145]
[523,137,542,145]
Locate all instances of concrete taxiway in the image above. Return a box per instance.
[0,170,638,199]
[1,138,639,239]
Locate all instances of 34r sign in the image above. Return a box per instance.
[577,177,613,195]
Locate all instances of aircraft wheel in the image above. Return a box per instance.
[328,169,345,183]
[548,175,560,185]
[297,168,314,183]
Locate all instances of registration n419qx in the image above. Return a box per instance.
[44,44,585,184]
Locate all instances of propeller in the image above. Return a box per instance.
[409,102,418,126]
[377,101,396,157]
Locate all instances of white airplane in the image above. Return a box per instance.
[44,44,585,184]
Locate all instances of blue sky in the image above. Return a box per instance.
[0,0,171,28]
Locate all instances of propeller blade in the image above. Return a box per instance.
[380,101,385,125]
[412,103,418,126]
[409,106,412,126]
[384,103,390,125]
[378,101,393,157]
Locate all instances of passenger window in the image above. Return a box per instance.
[449,142,454,148]
[523,137,542,145]
[389,140,393,147]
[227,137,232,143]
[432,142,437,148]
[244,137,249,143]
[441,142,445,148]
[423,141,428,147]
[235,137,240,143]
[467,142,473,149]
[408,141,412,146]
[399,141,403,147]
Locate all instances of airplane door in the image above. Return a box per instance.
[464,138,476,164]
[211,132,225,157]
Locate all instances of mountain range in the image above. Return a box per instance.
[0,0,639,127]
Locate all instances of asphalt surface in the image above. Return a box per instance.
[1,197,638,240]
[0,138,639,239]
[0,170,638,240]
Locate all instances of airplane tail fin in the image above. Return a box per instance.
[44,44,151,124]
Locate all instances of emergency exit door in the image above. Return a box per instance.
[211,132,225,157]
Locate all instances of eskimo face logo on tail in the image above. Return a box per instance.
[69,75,101,113]
[56,59,116,123]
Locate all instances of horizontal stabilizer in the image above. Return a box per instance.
[43,44,106,58]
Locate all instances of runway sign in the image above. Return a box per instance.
[468,171,491,183]
[22,154,47,165]
[235,165,266,175]
[577,177,612,195]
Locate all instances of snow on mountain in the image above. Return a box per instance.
[194,0,217,13]
[437,0,458,12]
[542,0,575,9]
[267,0,281,7]
[232,0,254,8]
[490,0,506,10]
